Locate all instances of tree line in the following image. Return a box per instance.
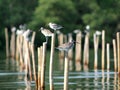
[0,0,120,49]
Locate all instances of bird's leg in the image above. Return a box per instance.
[65,51,68,57]
[46,37,48,43]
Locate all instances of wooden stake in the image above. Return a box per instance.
[41,42,47,90]
[101,30,105,70]
[31,31,36,44]
[112,39,117,72]
[57,33,64,70]
[94,34,97,70]
[26,41,32,81]
[106,43,110,70]
[64,52,69,90]
[117,32,120,75]
[83,33,89,68]
[38,46,43,89]
[10,30,16,58]
[5,28,9,58]
[75,31,82,71]
[31,43,36,81]
[68,33,73,70]
[49,34,55,90]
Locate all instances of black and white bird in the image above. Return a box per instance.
[39,27,53,42]
[48,22,63,31]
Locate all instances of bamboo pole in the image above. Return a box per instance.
[106,43,110,70]
[5,28,9,58]
[64,52,69,90]
[31,43,36,82]
[83,33,89,68]
[117,32,120,75]
[10,30,16,58]
[19,35,24,69]
[26,41,32,81]
[31,31,36,44]
[101,30,105,70]
[68,33,73,71]
[75,31,82,71]
[57,33,64,70]
[94,34,97,70]
[16,35,20,60]
[41,42,47,90]
[38,46,43,90]
[49,34,55,90]
[112,39,117,72]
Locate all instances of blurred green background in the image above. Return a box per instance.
[0,0,120,50]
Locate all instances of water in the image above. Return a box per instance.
[0,56,120,90]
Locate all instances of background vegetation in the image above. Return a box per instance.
[0,0,120,49]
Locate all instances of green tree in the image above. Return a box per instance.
[29,0,79,33]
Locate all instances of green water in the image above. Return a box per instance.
[0,50,119,90]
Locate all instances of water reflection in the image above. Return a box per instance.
[0,58,120,90]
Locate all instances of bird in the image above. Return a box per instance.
[73,29,81,34]
[11,27,16,32]
[23,29,32,42]
[95,31,101,36]
[39,27,53,42]
[48,22,63,31]
[84,25,90,34]
[56,40,79,53]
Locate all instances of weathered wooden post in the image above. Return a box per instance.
[5,28,9,58]
[101,30,105,70]
[112,39,117,72]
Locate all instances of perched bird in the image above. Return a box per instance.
[39,27,53,42]
[48,22,63,30]
[23,29,32,42]
[16,29,25,35]
[84,25,90,34]
[73,29,81,34]
[56,40,79,52]
[95,31,101,36]
[11,27,16,32]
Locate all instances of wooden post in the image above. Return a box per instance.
[68,33,73,70]
[75,31,82,71]
[94,34,97,70]
[64,52,69,90]
[41,42,47,90]
[31,31,36,44]
[112,39,117,72]
[31,43,36,82]
[57,33,64,70]
[106,43,110,70]
[10,30,16,58]
[117,32,120,75]
[83,33,89,68]
[5,28,9,58]
[26,41,32,81]
[38,46,43,89]
[19,35,24,69]
[49,34,55,90]
[101,30,105,70]
[16,35,20,60]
